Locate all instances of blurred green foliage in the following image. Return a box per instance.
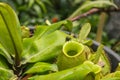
[0,0,82,25]
[0,0,119,53]
[0,0,52,25]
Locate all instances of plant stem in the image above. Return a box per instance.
[15,53,21,67]
[96,12,107,43]
[14,52,21,76]
[69,8,99,21]
[21,74,32,80]
[68,8,120,21]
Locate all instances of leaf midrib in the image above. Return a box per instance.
[0,11,18,56]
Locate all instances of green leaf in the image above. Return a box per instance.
[0,3,23,57]
[101,77,120,80]
[78,23,91,42]
[28,0,35,8]
[42,0,53,7]
[69,1,118,19]
[82,39,93,46]
[25,62,58,74]
[28,61,101,80]
[63,20,73,31]
[0,67,16,80]
[93,45,103,63]
[22,20,69,64]
[94,45,111,75]
[36,0,47,13]
[116,63,120,71]
[33,4,42,17]
[0,54,9,69]
[100,48,111,75]
[21,31,68,64]
[33,25,49,39]
[101,71,120,80]
[33,20,72,40]
[83,72,95,80]
[0,44,13,64]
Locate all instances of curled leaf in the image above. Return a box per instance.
[57,40,86,70]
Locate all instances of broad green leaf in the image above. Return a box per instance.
[69,1,118,19]
[0,44,13,64]
[0,54,9,69]
[28,61,101,80]
[79,23,91,42]
[21,31,68,64]
[24,20,72,40]
[0,3,23,57]
[33,20,72,40]
[21,25,48,58]
[0,67,16,80]
[21,20,72,64]
[25,62,58,74]
[33,25,49,39]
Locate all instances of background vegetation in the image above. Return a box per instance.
[0,0,119,53]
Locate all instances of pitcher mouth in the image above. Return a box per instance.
[63,41,84,57]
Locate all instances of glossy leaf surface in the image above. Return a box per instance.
[28,61,101,80]
[0,3,23,57]
[21,20,71,64]
[22,31,68,64]
[33,20,72,39]
[0,44,13,64]
[0,55,9,69]
[25,62,58,74]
